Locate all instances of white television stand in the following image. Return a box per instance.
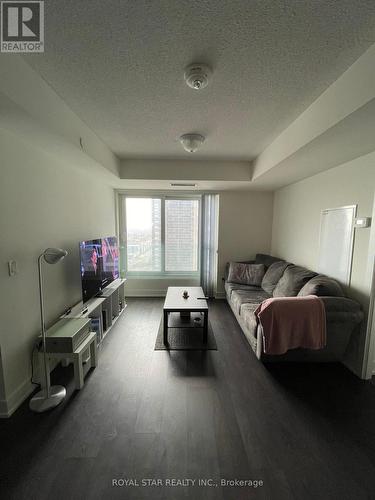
[33,279,126,393]
[61,278,127,345]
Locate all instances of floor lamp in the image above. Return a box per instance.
[29,248,68,413]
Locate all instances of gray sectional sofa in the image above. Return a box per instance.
[225,254,364,361]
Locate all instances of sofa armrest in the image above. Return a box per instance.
[320,296,364,325]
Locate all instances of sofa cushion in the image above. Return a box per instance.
[255,254,284,269]
[231,289,271,314]
[261,261,291,294]
[273,265,317,297]
[224,260,255,280]
[227,262,265,286]
[225,281,260,299]
[298,275,345,297]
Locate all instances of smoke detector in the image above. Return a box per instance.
[184,63,212,90]
[180,133,205,153]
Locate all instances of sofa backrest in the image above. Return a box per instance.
[225,254,346,300]
[255,253,284,269]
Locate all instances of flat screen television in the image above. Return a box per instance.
[101,236,120,285]
[79,236,120,303]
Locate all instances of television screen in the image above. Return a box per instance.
[79,236,120,303]
[101,236,120,287]
[79,239,103,302]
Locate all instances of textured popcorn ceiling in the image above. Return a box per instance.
[25,0,375,160]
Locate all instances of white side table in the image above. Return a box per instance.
[39,332,98,390]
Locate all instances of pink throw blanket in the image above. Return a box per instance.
[255,295,326,355]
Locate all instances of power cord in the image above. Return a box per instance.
[31,341,41,386]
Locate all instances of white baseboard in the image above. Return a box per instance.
[0,378,35,418]
[126,290,166,297]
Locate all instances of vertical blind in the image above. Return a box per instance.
[200,194,219,297]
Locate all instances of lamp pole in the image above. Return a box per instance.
[29,248,67,413]
[38,253,50,399]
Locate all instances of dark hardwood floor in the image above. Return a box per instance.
[1,298,375,500]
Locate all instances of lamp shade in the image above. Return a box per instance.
[43,248,68,264]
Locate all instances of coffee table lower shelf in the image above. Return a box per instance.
[163,310,208,346]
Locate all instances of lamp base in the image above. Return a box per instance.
[29,385,66,413]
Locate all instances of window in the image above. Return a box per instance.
[121,195,200,276]
[125,198,162,272]
[165,199,199,272]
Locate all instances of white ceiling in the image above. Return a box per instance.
[25,1,375,161]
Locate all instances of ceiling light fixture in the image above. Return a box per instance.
[184,63,212,90]
[180,133,205,153]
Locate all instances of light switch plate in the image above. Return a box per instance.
[8,260,18,276]
[355,217,371,228]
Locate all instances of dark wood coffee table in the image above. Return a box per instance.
[163,287,208,346]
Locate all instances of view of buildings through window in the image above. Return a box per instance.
[126,197,199,273]
[165,199,199,271]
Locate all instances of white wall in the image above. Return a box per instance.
[120,159,252,181]
[271,152,375,375]
[0,128,116,416]
[217,191,274,295]
[0,56,120,177]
